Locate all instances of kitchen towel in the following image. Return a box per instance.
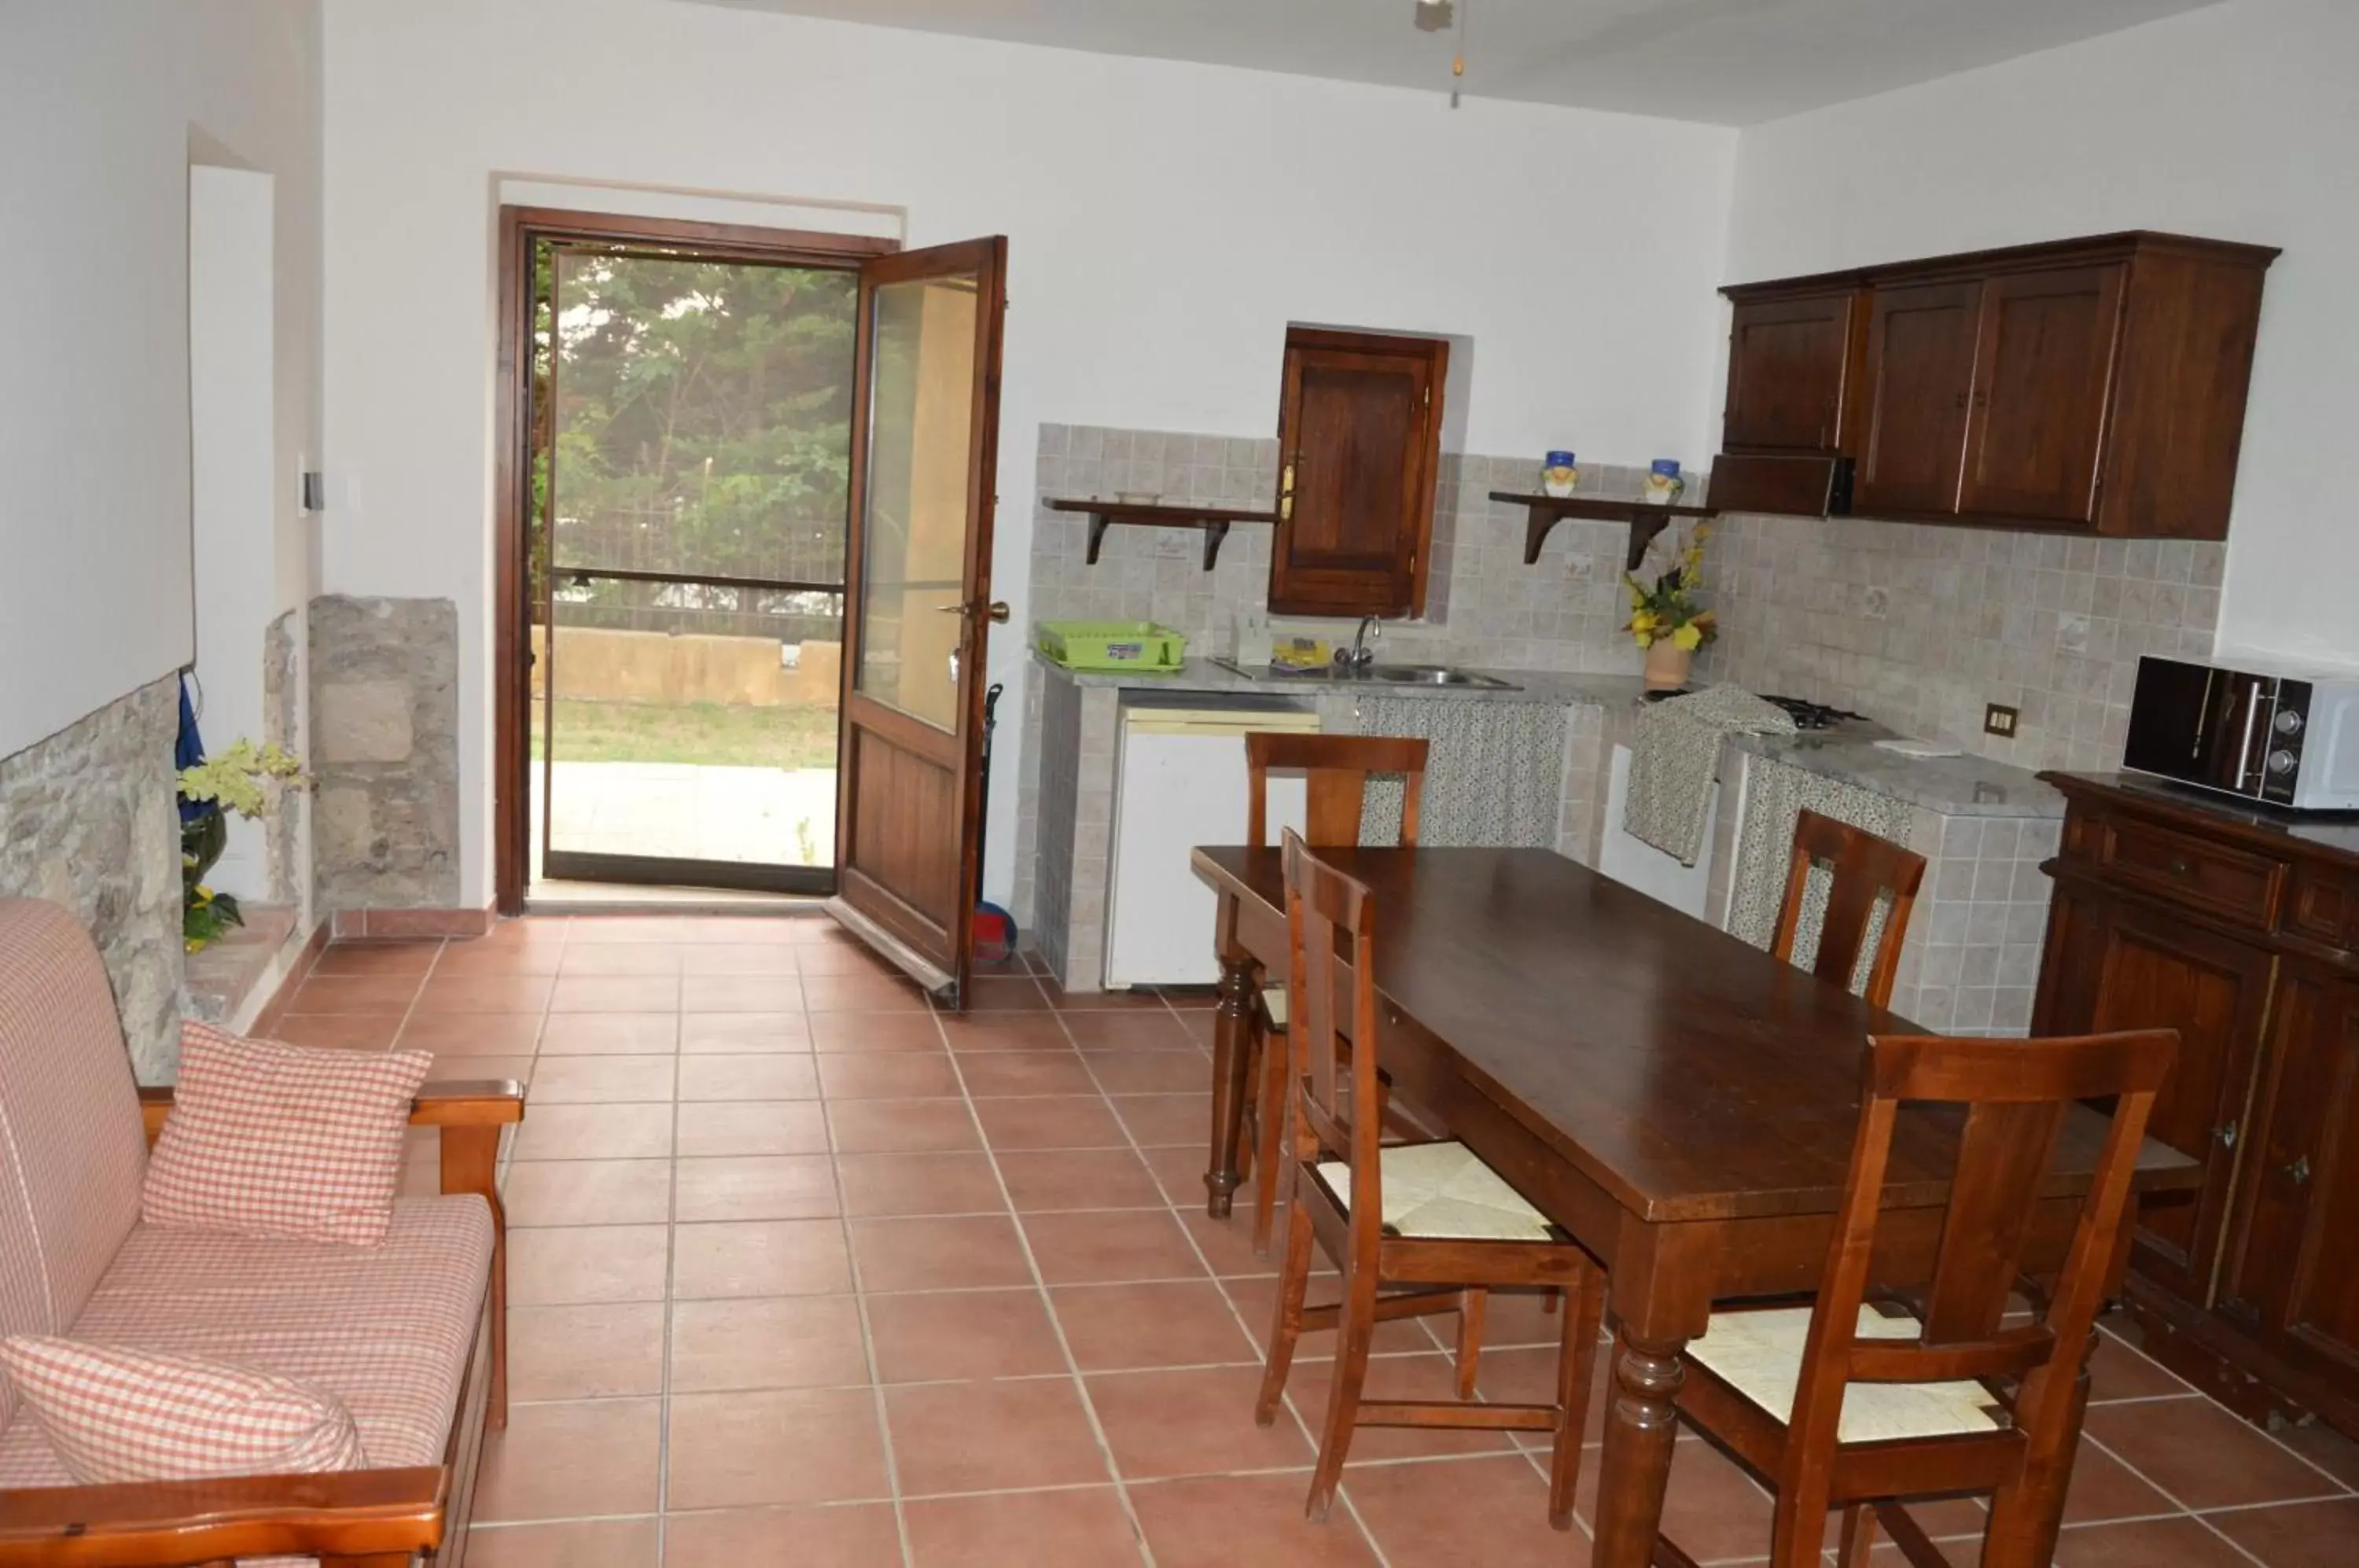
[1353,696,1567,848]
[1622,685,1796,867]
[1726,753,1916,991]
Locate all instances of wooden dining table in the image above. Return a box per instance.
[1191,844,2200,1568]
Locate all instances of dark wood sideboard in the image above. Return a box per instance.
[2033,772,2359,1435]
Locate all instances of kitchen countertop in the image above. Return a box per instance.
[1727,729,2063,819]
[1032,653,1652,709]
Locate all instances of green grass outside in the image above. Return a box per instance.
[531,698,839,770]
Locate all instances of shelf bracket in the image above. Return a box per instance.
[1086,513,1111,567]
[1198,520,1230,572]
[1518,506,1672,572]
[1622,513,1671,573]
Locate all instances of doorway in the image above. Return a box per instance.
[494,209,895,908]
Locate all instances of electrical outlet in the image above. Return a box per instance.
[1984,703,2020,738]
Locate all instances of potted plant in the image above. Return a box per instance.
[1624,524,1717,690]
[178,739,307,952]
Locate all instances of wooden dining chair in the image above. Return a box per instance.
[1658,1025,2178,1568]
[1256,831,1606,1527]
[1236,732,1430,1253]
[1771,809,1928,1009]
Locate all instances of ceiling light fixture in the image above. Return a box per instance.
[1413,0,1471,109]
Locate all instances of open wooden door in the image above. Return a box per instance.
[828,237,1008,1005]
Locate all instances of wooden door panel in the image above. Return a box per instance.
[841,723,961,953]
[1853,279,1982,517]
[2084,899,2274,1302]
[1268,329,1444,617]
[1723,290,1860,453]
[1960,263,2126,523]
[2230,967,2359,1376]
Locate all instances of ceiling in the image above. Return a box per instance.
[687,0,2218,125]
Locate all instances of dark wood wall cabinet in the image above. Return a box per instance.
[1268,327,1448,617]
[2033,773,2359,1436]
[1712,231,2277,538]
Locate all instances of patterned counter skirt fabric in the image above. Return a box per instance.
[1352,696,1568,848]
[1725,753,1915,994]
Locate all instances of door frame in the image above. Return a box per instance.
[491,205,898,915]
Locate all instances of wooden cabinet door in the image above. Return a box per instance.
[2222,963,2359,1382]
[1268,329,1445,618]
[2057,893,2275,1302]
[1958,263,2127,524]
[1853,279,1982,517]
[1722,290,1861,453]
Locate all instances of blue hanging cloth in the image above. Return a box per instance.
[176,675,216,826]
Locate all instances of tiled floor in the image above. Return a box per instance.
[280,915,2359,1566]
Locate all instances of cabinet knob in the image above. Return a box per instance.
[2283,1155,2312,1187]
[2212,1121,2239,1151]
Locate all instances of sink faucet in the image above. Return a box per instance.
[1338,616,1382,670]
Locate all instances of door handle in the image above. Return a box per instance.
[2284,1154,2312,1187]
[2212,1121,2239,1151]
[935,602,1012,624]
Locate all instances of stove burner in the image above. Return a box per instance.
[1759,694,1868,731]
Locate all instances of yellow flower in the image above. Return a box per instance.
[1628,610,1658,636]
[1631,629,1654,649]
[1673,623,1703,652]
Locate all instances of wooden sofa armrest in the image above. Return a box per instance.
[0,1463,446,1566]
[138,1080,525,1147]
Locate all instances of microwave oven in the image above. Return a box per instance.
[2122,657,2359,811]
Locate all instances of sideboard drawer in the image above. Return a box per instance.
[2103,816,2284,926]
[2285,864,2359,949]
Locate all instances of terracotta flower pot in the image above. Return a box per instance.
[1643,640,1694,691]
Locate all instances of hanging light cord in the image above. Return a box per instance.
[1451,0,1471,108]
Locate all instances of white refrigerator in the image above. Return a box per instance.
[1103,702,1322,989]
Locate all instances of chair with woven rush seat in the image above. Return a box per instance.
[1254,831,1606,1527]
[1658,1025,2177,1568]
[1236,731,1430,1254]
[1771,808,1927,1009]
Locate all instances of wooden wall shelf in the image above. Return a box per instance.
[1045,498,1279,572]
[1489,492,1720,572]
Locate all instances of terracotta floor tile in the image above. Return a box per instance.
[816,1051,965,1100]
[2205,1496,2359,1568]
[289,974,425,1012]
[2059,1440,2176,1525]
[1345,1453,1584,1566]
[414,972,558,1014]
[677,1053,820,1102]
[835,1150,1008,1217]
[801,973,933,1011]
[672,1218,852,1298]
[1082,1049,1213,1095]
[509,1224,671,1305]
[2087,1328,2193,1401]
[956,1051,1099,1098]
[887,1376,1109,1495]
[506,1302,666,1400]
[464,1518,659,1568]
[1139,1143,1224,1206]
[669,1293,870,1393]
[1175,1205,1284,1279]
[2277,1420,2359,1488]
[850,1214,1036,1292]
[665,1386,890,1511]
[1128,1472,1382,1568]
[1572,1434,1773,1562]
[676,1011,811,1053]
[1224,1275,1448,1360]
[272,1013,405,1050]
[398,1011,545,1055]
[1054,1280,1260,1371]
[682,974,807,1014]
[679,942,804,975]
[1282,1353,1515,1461]
[795,941,905,975]
[962,974,1051,1010]
[530,1054,676,1104]
[1023,1209,1208,1285]
[2083,1397,2340,1509]
[903,1487,1146,1568]
[676,1099,830,1157]
[826,1098,981,1154]
[506,1158,674,1227]
[808,1010,945,1053]
[539,1013,678,1055]
[549,974,679,1013]
[1111,1092,1212,1147]
[936,1013,1073,1052]
[661,1503,902,1566]
[473,1396,661,1522]
[1060,1011,1202,1051]
[1047,982,1178,1012]
[674,1154,839,1221]
[867,1287,1069,1382]
[558,943,683,975]
[433,943,565,977]
[567,915,698,943]
[418,1052,535,1088]
[307,941,443,977]
[511,1101,674,1161]
[2050,1516,2254,1567]
[997,1148,1165,1212]
[971,1094,1131,1150]
[1172,1010,1218,1047]
[1091,1364,1313,1478]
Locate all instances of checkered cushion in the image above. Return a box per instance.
[144,1023,431,1246]
[0,1335,364,1484]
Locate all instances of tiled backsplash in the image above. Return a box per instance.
[1696,513,2224,773]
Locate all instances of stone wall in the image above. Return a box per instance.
[310,596,460,912]
[0,677,184,1081]
[263,608,307,907]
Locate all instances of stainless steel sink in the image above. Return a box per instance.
[1209,657,1518,691]
[1367,664,1508,686]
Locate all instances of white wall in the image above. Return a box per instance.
[319,0,1739,909]
[1725,0,2359,672]
[0,2,324,760]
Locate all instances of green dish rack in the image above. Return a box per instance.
[1034,620,1187,674]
